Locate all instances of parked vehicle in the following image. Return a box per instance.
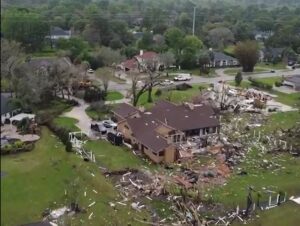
[270,70,275,73]
[107,132,123,145]
[90,123,107,135]
[87,69,94,73]
[173,73,192,81]
[102,120,117,129]
[160,79,174,86]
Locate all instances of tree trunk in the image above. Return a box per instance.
[67,88,70,100]
[61,89,65,99]
[147,86,153,103]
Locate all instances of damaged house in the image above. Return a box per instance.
[112,101,220,163]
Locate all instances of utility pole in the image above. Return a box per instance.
[192,7,196,36]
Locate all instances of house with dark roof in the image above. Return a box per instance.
[282,74,300,91]
[1,93,20,124]
[114,101,220,163]
[209,51,239,68]
[260,47,285,62]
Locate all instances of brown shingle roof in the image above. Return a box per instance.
[113,103,139,119]
[150,100,219,131]
[126,114,169,152]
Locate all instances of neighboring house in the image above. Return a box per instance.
[119,50,162,72]
[261,47,285,62]
[209,51,239,68]
[113,100,220,163]
[282,75,300,91]
[132,31,144,40]
[45,26,71,48]
[254,31,274,41]
[1,93,20,124]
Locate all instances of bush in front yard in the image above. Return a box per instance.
[46,121,73,152]
[275,81,282,87]
[1,141,34,155]
[155,89,162,97]
[248,77,272,90]
[175,83,192,91]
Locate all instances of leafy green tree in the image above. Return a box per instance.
[2,9,49,51]
[181,35,203,69]
[137,32,154,50]
[234,41,259,72]
[198,50,211,74]
[57,38,89,62]
[164,27,185,64]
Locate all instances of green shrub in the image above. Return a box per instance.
[46,121,73,152]
[175,83,192,91]
[248,77,272,90]
[155,89,162,97]
[275,81,282,87]
[1,141,34,155]
[84,86,105,102]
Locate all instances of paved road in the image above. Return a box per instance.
[107,68,300,93]
[62,96,96,139]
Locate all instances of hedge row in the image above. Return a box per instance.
[46,121,73,152]
[248,77,273,90]
[1,141,34,155]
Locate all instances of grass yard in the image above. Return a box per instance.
[53,116,80,132]
[229,78,300,108]
[95,69,126,84]
[256,62,287,70]
[85,105,113,121]
[259,111,300,133]
[85,140,154,171]
[224,45,235,56]
[237,202,300,226]
[210,112,300,209]
[224,67,268,76]
[35,98,73,117]
[106,91,124,101]
[272,91,300,108]
[137,84,207,109]
[1,127,149,226]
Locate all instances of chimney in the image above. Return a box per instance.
[140,49,144,56]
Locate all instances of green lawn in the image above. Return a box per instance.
[237,202,300,226]
[254,77,282,86]
[224,45,235,56]
[95,69,126,84]
[256,62,287,70]
[229,80,251,89]
[85,105,113,121]
[85,140,154,171]
[35,98,73,118]
[1,127,149,226]
[272,91,300,108]
[224,67,268,76]
[210,112,300,209]
[53,116,80,132]
[229,78,300,108]
[138,84,207,109]
[106,91,124,101]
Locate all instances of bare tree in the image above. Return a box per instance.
[159,51,176,73]
[80,60,90,81]
[1,39,24,96]
[96,67,111,96]
[143,58,162,103]
[130,72,149,106]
